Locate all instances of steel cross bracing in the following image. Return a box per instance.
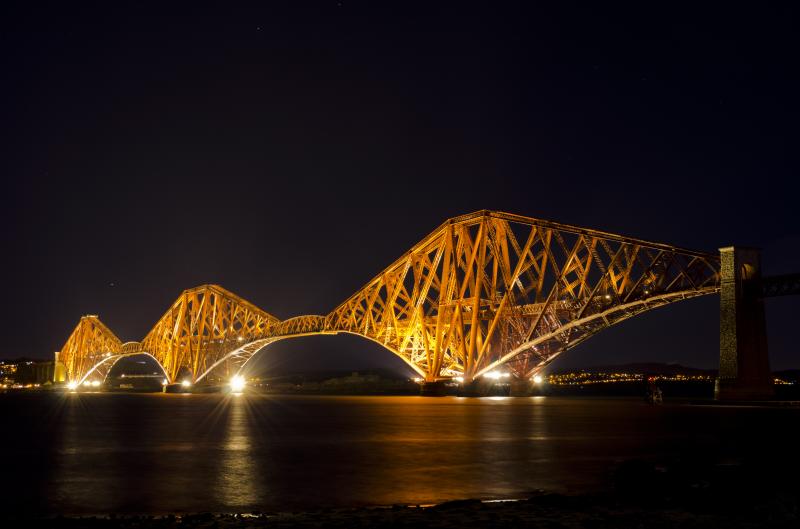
[56,211,721,385]
[138,284,282,382]
[761,273,800,297]
[324,211,720,380]
[57,316,122,383]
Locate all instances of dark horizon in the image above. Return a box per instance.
[2,2,798,370]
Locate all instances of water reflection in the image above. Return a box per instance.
[3,394,798,515]
[52,393,118,512]
[213,395,259,509]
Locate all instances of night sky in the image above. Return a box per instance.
[2,2,798,372]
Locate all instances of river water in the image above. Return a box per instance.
[2,392,798,515]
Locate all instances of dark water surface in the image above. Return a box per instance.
[2,393,798,515]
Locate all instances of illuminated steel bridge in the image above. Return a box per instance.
[56,210,721,388]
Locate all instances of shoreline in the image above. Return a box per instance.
[7,490,799,528]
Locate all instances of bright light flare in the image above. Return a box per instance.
[454,376,464,383]
[533,375,543,384]
[484,371,510,380]
[181,380,192,388]
[230,375,246,392]
[90,380,101,387]
[67,381,78,390]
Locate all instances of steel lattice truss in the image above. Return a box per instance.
[57,211,721,385]
[761,273,800,297]
[138,285,281,382]
[325,211,720,380]
[57,316,122,383]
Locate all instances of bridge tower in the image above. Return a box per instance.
[716,247,773,400]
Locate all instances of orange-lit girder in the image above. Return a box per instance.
[56,316,122,382]
[57,210,720,385]
[325,211,720,380]
[139,285,280,382]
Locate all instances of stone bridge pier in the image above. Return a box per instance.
[716,247,774,400]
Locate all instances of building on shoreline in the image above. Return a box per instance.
[0,359,56,387]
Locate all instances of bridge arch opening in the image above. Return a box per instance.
[533,295,719,373]
[106,353,172,390]
[196,333,422,385]
[74,352,169,389]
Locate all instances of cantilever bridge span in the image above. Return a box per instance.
[56,211,721,388]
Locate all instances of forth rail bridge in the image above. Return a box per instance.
[54,211,799,399]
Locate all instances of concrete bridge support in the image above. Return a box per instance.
[715,247,774,400]
[509,378,533,396]
[420,381,449,396]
